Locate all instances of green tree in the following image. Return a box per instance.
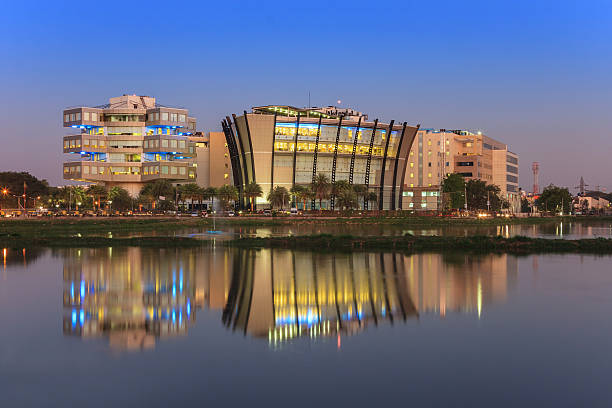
[352,184,367,210]
[179,183,203,211]
[465,179,502,211]
[217,185,239,210]
[365,191,378,210]
[267,186,289,210]
[203,186,217,211]
[521,197,530,213]
[336,188,358,211]
[244,182,263,212]
[0,171,50,208]
[86,184,107,211]
[537,184,572,214]
[140,180,175,211]
[108,186,132,211]
[311,173,330,210]
[441,173,466,210]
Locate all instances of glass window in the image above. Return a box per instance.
[83,112,90,121]
[171,166,178,175]
[161,112,169,121]
[64,140,69,148]
[76,112,81,121]
[179,167,186,175]
[162,139,168,148]
[64,114,69,122]
[83,166,89,174]
[92,166,97,174]
[70,113,76,121]
[179,114,186,122]
[91,112,97,121]
[170,113,177,122]
[83,139,89,146]
[179,140,186,149]
[171,140,177,149]
[162,166,169,174]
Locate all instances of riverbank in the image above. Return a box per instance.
[3,232,612,255]
[1,214,609,238]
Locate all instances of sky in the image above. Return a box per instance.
[1,0,611,192]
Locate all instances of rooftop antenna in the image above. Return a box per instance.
[575,176,588,195]
[308,91,311,108]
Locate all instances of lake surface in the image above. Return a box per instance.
[1,246,612,407]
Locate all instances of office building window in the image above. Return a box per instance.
[161,112,169,121]
[179,114,186,122]
[162,166,169,174]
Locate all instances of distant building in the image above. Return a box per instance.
[223,105,419,210]
[402,129,520,212]
[573,193,611,213]
[62,95,198,196]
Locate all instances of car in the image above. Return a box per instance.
[263,209,271,216]
[290,208,298,216]
[190,212,199,217]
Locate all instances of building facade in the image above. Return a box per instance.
[402,129,520,212]
[189,131,233,188]
[222,105,419,210]
[62,95,198,196]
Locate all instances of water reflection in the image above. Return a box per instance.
[59,247,517,350]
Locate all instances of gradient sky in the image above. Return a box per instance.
[1,0,611,192]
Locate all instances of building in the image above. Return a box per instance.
[402,129,520,212]
[189,131,233,188]
[62,95,198,196]
[222,105,419,210]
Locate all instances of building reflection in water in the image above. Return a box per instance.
[60,248,516,349]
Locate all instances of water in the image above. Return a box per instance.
[2,247,612,407]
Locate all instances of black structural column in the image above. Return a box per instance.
[348,117,362,185]
[310,116,323,209]
[398,124,419,209]
[390,122,407,210]
[291,113,301,187]
[221,120,242,194]
[364,119,378,210]
[270,113,277,190]
[378,120,395,211]
[330,116,343,210]
[243,111,257,211]
[231,114,249,209]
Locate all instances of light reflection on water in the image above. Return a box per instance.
[2,246,612,406]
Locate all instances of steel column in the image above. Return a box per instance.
[243,111,256,184]
[378,120,395,210]
[390,122,407,210]
[310,116,323,209]
[364,119,378,210]
[291,113,301,187]
[231,114,249,209]
[348,117,362,185]
[330,116,343,210]
[398,125,419,209]
[270,113,277,190]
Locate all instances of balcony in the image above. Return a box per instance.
[63,135,106,153]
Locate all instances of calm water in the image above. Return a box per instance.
[1,247,612,407]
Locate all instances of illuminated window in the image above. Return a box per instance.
[410,183,414,187]
[224,173,229,179]
[83,112,90,121]
[410,173,414,178]
[428,173,432,177]
[161,112,169,121]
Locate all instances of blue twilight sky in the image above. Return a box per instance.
[1,0,611,191]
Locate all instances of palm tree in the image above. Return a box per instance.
[108,186,132,211]
[203,186,217,212]
[311,173,330,211]
[290,185,306,210]
[72,186,87,211]
[352,184,367,210]
[267,186,289,210]
[244,182,263,212]
[141,179,175,211]
[179,183,202,212]
[217,185,239,210]
[331,180,351,211]
[365,191,378,210]
[300,186,314,211]
[336,188,358,211]
[86,184,107,212]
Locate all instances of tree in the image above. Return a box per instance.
[521,197,530,213]
[537,184,572,214]
[365,191,378,210]
[217,185,239,210]
[441,173,466,210]
[87,184,107,212]
[108,186,132,211]
[311,173,330,210]
[140,180,175,211]
[72,186,87,211]
[465,179,502,211]
[290,184,313,211]
[267,186,289,210]
[179,183,203,211]
[203,187,217,211]
[352,184,367,210]
[336,188,358,211]
[244,182,263,212]
[0,171,50,208]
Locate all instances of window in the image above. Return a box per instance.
[171,166,178,175]
[224,173,229,179]
[92,166,97,174]
[170,113,177,122]
[64,140,69,148]
[83,166,89,174]
[507,175,518,183]
[83,139,89,146]
[179,140,186,149]
[189,171,195,179]
[63,167,69,173]
[64,114,69,122]
[162,166,169,174]
[70,113,76,121]
[162,139,168,148]
[410,173,414,178]
[83,112,90,121]
[457,161,474,166]
[179,114,186,122]
[76,112,81,121]
[91,112,97,121]
[161,112,169,121]
[428,173,432,178]
[170,140,177,149]
[99,140,105,147]
[403,191,414,197]
[410,162,414,168]
[179,167,186,175]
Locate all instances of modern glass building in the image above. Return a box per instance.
[222,105,420,210]
[62,95,198,196]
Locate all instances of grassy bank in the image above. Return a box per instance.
[1,215,609,239]
[229,234,612,254]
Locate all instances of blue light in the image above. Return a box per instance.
[186,301,191,317]
[79,310,84,326]
[70,282,74,298]
[80,281,85,298]
[172,310,176,323]
[71,309,77,327]
[179,270,183,293]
